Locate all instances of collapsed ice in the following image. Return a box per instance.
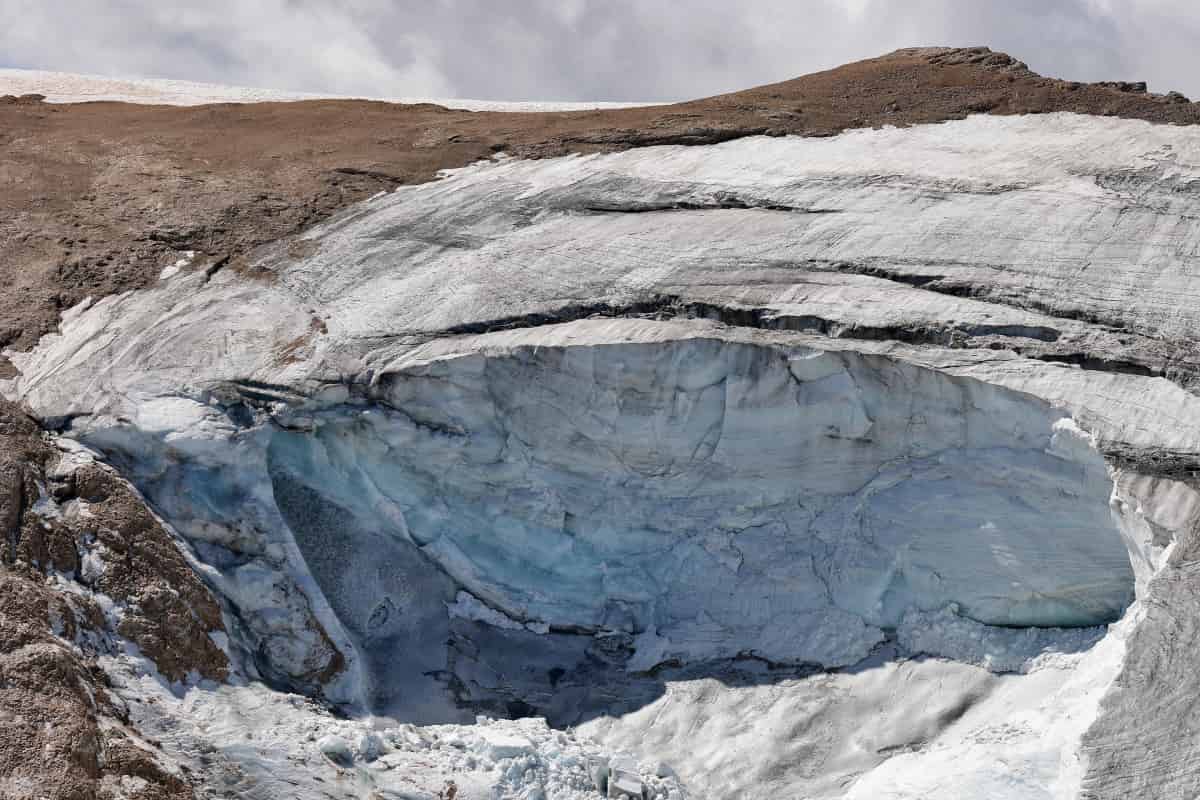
[14,111,1200,797]
[14,325,1135,716]
[271,337,1132,677]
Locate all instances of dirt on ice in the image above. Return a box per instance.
[3,46,1200,366]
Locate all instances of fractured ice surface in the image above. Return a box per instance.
[268,338,1131,675]
[97,647,688,800]
[13,112,1200,797]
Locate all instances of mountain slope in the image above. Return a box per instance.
[4,47,1200,799]
[2,45,1197,359]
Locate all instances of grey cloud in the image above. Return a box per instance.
[1,0,1197,101]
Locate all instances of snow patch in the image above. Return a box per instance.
[0,67,654,111]
[158,250,194,280]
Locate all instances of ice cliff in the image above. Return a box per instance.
[9,112,1200,798]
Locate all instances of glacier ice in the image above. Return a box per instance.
[269,338,1132,675]
[8,325,1139,727]
[95,645,689,800]
[13,111,1200,797]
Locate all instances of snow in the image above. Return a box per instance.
[0,67,654,111]
[579,610,1133,798]
[158,250,194,281]
[98,649,690,800]
[841,611,1135,800]
[11,112,1200,797]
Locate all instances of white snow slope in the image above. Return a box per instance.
[0,67,653,111]
[9,112,1200,799]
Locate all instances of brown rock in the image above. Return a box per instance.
[0,570,194,799]
[0,398,227,797]
[2,46,1199,359]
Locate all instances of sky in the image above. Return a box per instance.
[2,0,1199,102]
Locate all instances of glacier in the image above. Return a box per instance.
[9,111,1200,798]
[271,337,1132,665]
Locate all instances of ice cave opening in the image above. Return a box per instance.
[260,337,1137,723]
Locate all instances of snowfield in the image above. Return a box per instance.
[0,67,654,111]
[9,111,1200,798]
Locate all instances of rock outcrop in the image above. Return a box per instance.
[0,398,225,799]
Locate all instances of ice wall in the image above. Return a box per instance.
[266,338,1132,682]
[13,111,1200,796]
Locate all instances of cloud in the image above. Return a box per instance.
[1,0,454,96]
[1,0,1197,101]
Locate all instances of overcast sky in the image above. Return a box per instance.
[3,0,1199,102]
